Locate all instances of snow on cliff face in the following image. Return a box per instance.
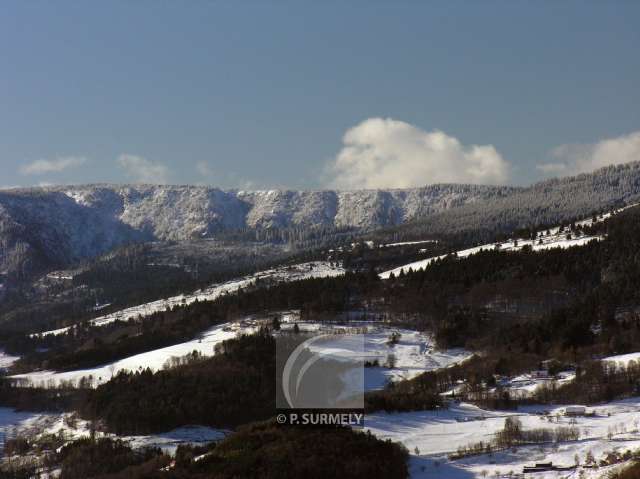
[65,184,501,239]
[237,190,338,229]
[0,184,500,277]
[116,186,250,240]
[0,189,147,275]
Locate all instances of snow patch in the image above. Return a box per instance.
[34,261,344,337]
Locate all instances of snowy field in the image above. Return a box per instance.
[0,409,226,457]
[123,426,227,454]
[0,350,19,369]
[603,351,640,367]
[5,394,640,478]
[266,319,471,393]
[0,408,45,453]
[488,350,640,400]
[380,240,439,248]
[13,315,470,391]
[495,371,577,399]
[380,203,639,280]
[34,261,344,337]
[294,325,471,390]
[13,321,256,388]
[366,397,640,478]
[380,235,602,279]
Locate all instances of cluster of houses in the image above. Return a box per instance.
[222,318,261,332]
[492,363,578,395]
[523,447,633,475]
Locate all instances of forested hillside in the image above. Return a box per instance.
[2,162,640,286]
[375,162,640,244]
[42,422,408,479]
[5,196,640,477]
[6,204,640,410]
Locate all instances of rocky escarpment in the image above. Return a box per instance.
[0,183,508,280]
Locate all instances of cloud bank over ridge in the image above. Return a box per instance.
[325,117,510,189]
[538,130,640,176]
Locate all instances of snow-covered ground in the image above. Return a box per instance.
[305,326,469,390]
[34,261,344,337]
[380,240,439,248]
[268,313,471,392]
[406,446,629,478]
[380,235,602,279]
[0,408,45,453]
[0,409,226,457]
[380,203,639,280]
[14,315,471,391]
[123,426,227,454]
[603,351,640,367]
[0,350,19,369]
[13,321,257,388]
[494,371,576,398]
[5,396,640,478]
[366,397,640,478]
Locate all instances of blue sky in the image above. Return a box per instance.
[1,1,639,190]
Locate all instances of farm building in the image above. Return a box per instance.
[564,405,586,416]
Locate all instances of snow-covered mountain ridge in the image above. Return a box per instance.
[60,183,509,236]
[3,160,640,281]
[0,183,510,278]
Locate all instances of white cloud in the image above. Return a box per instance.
[538,130,640,176]
[195,161,215,178]
[20,156,87,175]
[117,154,170,184]
[324,118,510,189]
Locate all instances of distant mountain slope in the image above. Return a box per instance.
[382,162,640,243]
[2,161,640,281]
[0,183,510,280]
[0,190,146,278]
[65,183,511,237]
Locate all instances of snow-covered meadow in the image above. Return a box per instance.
[0,408,44,453]
[603,351,640,367]
[34,261,344,337]
[494,371,577,399]
[13,315,471,391]
[306,327,469,391]
[0,350,19,370]
[277,316,472,391]
[379,204,640,280]
[13,322,255,388]
[366,397,640,478]
[380,235,602,279]
[0,409,227,457]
